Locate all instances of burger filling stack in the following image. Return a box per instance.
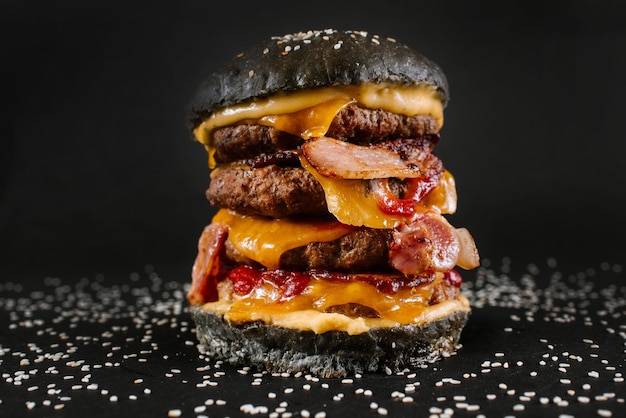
[185,29,479,377]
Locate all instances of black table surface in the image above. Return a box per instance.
[1,256,624,418]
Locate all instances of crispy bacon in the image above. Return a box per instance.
[389,211,461,275]
[187,223,228,305]
[302,136,423,179]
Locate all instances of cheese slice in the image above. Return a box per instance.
[194,83,444,168]
[213,209,353,269]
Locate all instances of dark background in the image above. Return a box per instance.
[1,0,625,281]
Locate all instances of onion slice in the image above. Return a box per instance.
[454,227,480,270]
[302,136,422,179]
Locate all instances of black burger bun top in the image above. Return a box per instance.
[188,29,449,129]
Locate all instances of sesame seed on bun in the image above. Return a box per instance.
[188,29,449,129]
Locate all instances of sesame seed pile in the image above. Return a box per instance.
[1,258,624,417]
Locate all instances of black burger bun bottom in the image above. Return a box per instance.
[185,29,480,377]
[190,298,470,378]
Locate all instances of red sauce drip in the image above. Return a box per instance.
[226,266,445,299]
[374,176,439,217]
[444,269,463,288]
[228,265,311,300]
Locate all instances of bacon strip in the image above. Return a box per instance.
[187,223,228,305]
[389,211,460,275]
[302,136,423,179]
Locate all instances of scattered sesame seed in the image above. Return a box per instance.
[1,256,623,416]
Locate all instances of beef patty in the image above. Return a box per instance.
[222,227,393,273]
[212,105,440,164]
[207,165,327,218]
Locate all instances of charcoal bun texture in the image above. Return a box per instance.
[189,29,449,129]
[190,305,470,378]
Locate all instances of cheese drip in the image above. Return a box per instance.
[194,83,444,168]
[213,209,353,269]
[204,277,470,335]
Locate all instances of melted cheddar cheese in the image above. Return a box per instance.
[213,209,353,269]
[301,155,458,229]
[194,83,444,168]
[201,276,470,335]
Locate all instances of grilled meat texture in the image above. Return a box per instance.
[212,105,439,164]
[222,227,393,273]
[207,165,327,218]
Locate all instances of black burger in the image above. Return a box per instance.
[185,29,479,377]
